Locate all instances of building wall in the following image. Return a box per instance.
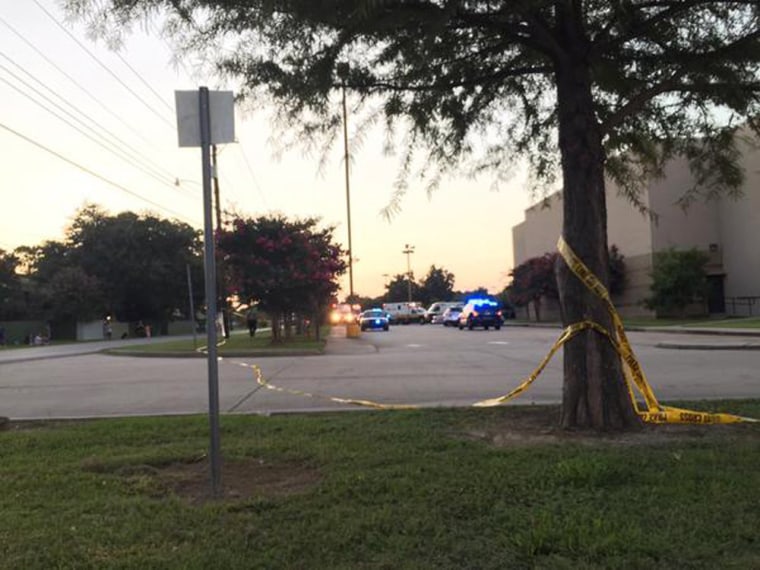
[647,156,723,253]
[718,129,760,299]
[511,182,655,318]
[512,194,563,265]
[512,127,760,319]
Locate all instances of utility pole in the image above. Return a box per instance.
[402,244,415,302]
[338,62,354,301]
[212,145,222,231]
[212,144,229,338]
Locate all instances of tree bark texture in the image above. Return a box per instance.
[554,6,640,430]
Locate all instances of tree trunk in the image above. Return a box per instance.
[554,7,640,430]
[271,313,281,343]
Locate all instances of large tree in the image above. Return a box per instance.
[0,249,25,320]
[66,205,203,328]
[418,265,456,306]
[384,273,421,303]
[20,205,203,330]
[68,1,760,429]
[216,214,347,342]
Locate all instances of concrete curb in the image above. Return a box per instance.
[505,321,760,336]
[655,342,760,350]
[503,321,760,350]
[103,348,324,358]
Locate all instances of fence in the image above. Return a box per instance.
[725,296,759,317]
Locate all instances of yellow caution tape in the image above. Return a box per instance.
[197,243,757,424]
[554,235,756,424]
[248,363,418,410]
[200,339,417,410]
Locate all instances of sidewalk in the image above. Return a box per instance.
[505,321,760,350]
[324,326,377,355]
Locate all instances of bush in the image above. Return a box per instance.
[645,248,709,316]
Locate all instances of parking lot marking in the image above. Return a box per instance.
[488,341,509,345]
[406,344,422,348]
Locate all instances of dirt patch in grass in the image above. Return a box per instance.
[161,457,322,505]
[461,405,760,448]
[83,456,322,505]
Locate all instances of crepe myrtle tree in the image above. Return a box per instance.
[68,1,760,429]
[508,253,560,323]
[216,215,347,342]
[508,245,624,321]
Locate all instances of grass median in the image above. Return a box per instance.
[108,327,329,356]
[2,400,759,568]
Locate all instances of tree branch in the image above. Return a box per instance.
[601,77,760,134]
[345,65,552,94]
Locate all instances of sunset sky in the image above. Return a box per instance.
[1,0,537,299]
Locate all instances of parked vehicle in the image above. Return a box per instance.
[458,299,503,330]
[424,301,462,324]
[441,306,464,327]
[382,302,426,324]
[359,309,390,332]
[330,303,360,325]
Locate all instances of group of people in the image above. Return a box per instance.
[0,325,50,347]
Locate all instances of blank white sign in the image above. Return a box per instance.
[175,90,235,147]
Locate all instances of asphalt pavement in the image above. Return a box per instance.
[1,323,758,366]
[3,323,759,420]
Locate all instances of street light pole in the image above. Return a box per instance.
[338,63,354,301]
[402,244,415,302]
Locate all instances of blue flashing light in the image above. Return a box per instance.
[466,297,498,306]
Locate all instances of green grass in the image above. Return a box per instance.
[623,316,760,329]
[110,327,329,355]
[622,317,707,327]
[1,401,759,568]
[683,317,760,329]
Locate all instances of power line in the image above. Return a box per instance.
[0,13,165,152]
[31,0,176,129]
[235,142,270,210]
[0,14,199,201]
[0,65,197,202]
[0,120,200,226]
[0,55,184,191]
[115,51,175,113]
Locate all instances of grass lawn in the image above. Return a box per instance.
[109,327,329,356]
[683,317,760,329]
[2,401,759,568]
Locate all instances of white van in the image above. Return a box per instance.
[424,301,462,324]
[382,302,426,324]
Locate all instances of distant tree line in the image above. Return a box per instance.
[351,265,503,311]
[1,204,203,339]
[1,205,348,343]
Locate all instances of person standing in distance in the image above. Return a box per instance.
[246,305,258,338]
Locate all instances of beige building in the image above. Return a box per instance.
[512,129,760,319]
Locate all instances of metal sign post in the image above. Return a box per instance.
[198,87,221,497]
[176,88,235,498]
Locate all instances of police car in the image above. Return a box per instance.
[359,309,390,331]
[457,298,503,330]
